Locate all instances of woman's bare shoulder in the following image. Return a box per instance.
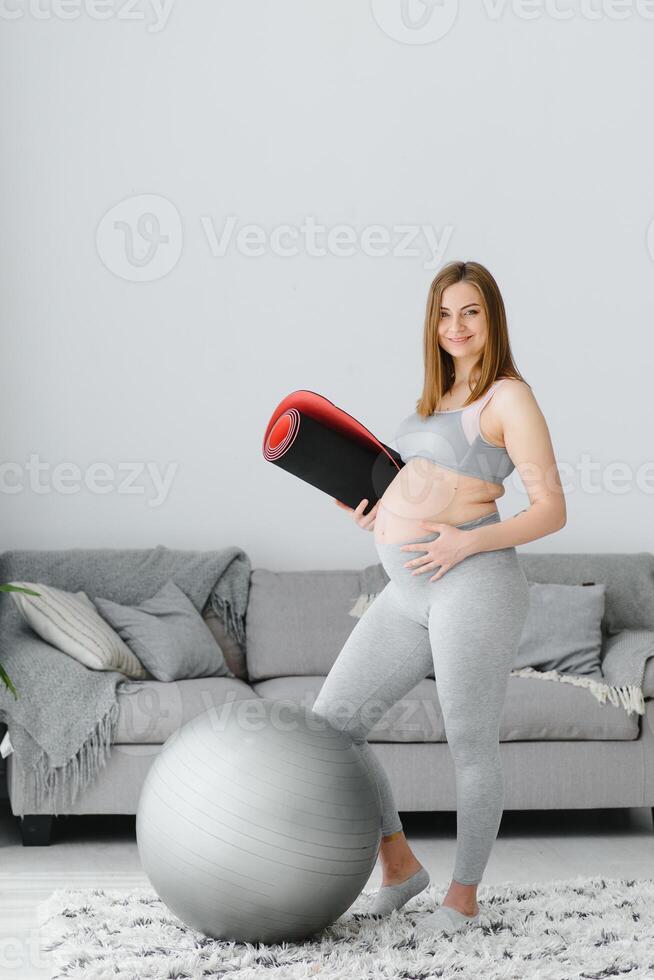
[498,377,535,400]
[494,378,540,416]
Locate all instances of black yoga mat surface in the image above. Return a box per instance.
[262,389,404,515]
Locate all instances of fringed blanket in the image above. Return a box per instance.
[0,545,251,817]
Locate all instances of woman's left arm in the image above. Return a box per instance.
[464,380,567,554]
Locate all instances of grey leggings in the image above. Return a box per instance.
[311,510,530,886]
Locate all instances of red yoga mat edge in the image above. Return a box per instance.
[262,389,402,473]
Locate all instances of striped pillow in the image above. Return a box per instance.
[8,580,147,679]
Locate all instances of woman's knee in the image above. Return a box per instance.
[445,717,501,767]
[311,692,372,744]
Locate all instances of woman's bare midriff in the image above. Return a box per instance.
[373,457,503,545]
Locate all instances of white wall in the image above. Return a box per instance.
[1,1,652,566]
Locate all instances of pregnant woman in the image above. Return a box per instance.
[311,259,566,939]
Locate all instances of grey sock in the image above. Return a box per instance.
[413,903,480,938]
[370,867,430,916]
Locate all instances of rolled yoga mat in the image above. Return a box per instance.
[262,389,404,516]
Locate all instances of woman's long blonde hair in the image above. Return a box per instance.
[416,260,529,418]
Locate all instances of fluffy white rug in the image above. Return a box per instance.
[38,874,654,979]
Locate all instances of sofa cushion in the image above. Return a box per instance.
[95,580,232,683]
[519,552,654,635]
[246,568,363,680]
[113,676,257,743]
[245,555,654,681]
[514,582,606,675]
[251,675,639,741]
[8,581,147,680]
[253,676,447,741]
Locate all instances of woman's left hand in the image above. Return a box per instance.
[400,521,474,582]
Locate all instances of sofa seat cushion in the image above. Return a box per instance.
[252,675,640,742]
[114,676,257,744]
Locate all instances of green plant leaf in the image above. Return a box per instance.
[0,663,18,700]
[0,584,40,596]
[0,584,27,698]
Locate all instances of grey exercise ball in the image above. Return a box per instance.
[136,697,382,944]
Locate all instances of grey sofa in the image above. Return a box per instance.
[5,548,654,845]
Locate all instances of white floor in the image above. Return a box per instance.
[1,802,653,979]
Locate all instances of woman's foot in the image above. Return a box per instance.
[442,897,480,917]
[413,904,480,939]
[441,879,480,917]
[371,866,430,916]
[371,831,429,915]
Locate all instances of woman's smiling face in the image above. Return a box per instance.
[437,281,488,359]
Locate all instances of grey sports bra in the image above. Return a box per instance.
[394,378,515,486]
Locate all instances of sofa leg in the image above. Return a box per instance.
[19,814,53,846]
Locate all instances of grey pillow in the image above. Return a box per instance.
[514,582,606,677]
[93,579,232,683]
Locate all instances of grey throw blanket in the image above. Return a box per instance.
[352,563,654,717]
[0,544,251,817]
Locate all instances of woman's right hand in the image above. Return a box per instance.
[334,497,380,532]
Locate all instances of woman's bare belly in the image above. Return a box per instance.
[373,457,504,545]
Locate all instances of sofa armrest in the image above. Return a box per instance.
[644,657,654,700]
